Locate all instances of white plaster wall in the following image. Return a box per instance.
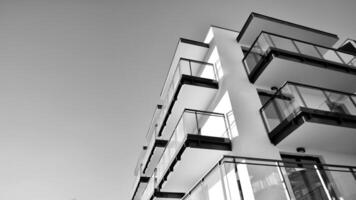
[209,26,356,199]
[210,26,356,162]
[210,27,281,160]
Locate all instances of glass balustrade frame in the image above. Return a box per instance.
[138,104,168,176]
[157,58,219,137]
[140,171,185,200]
[131,163,150,200]
[242,31,356,83]
[154,108,232,190]
[260,81,356,145]
[183,155,356,200]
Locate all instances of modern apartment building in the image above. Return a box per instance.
[130,12,356,200]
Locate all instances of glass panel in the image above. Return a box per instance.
[260,83,356,133]
[183,157,356,200]
[223,162,243,200]
[178,59,216,80]
[294,41,322,59]
[186,184,206,200]
[262,98,288,132]
[204,166,226,200]
[235,161,291,200]
[295,86,329,111]
[324,91,356,115]
[284,165,332,200]
[350,58,356,67]
[338,52,354,64]
[261,87,299,132]
[243,33,272,74]
[244,49,263,73]
[243,32,356,78]
[323,166,356,200]
[141,175,155,200]
[157,59,217,138]
[268,34,298,53]
[317,47,344,64]
[155,109,228,186]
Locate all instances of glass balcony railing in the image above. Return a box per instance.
[260,82,356,133]
[243,31,356,75]
[141,173,155,200]
[145,105,162,143]
[155,109,230,186]
[183,156,356,200]
[157,58,218,136]
[141,107,162,174]
[131,163,149,200]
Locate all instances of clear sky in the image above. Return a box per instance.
[0,0,355,200]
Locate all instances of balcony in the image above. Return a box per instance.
[157,58,219,139]
[141,173,185,200]
[141,105,168,176]
[183,156,356,200]
[131,164,150,200]
[237,12,339,47]
[155,109,232,193]
[260,82,356,153]
[243,32,356,93]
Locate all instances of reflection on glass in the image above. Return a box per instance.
[141,173,155,200]
[260,82,356,132]
[243,32,356,76]
[183,157,356,200]
[155,109,229,186]
[156,59,217,133]
[282,156,333,200]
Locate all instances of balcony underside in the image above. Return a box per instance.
[142,140,168,175]
[250,49,356,93]
[159,75,218,138]
[152,191,185,200]
[159,134,231,193]
[237,12,338,47]
[270,107,356,154]
[132,176,150,200]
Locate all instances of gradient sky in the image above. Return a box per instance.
[0,0,355,200]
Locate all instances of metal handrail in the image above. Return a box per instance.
[260,81,356,113]
[154,109,229,186]
[243,31,356,63]
[182,155,356,200]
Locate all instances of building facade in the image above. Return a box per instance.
[131,12,356,200]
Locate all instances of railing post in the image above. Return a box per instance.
[348,57,356,67]
[313,45,324,59]
[349,96,356,109]
[213,62,218,81]
[264,33,276,48]
[178,59,182,76]
[276,161,292,200]
[189,60,193,76]
[291,40,302,54]
[335,51,346,64]
[351,168,356,180]
[219,162,231,200]
[195,111,201,135]
[294,85,308,108]
[224,111,233,139]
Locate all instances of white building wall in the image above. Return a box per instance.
[208,27,281,160]
[208,25,356,164]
